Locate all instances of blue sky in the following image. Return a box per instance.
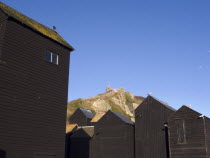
[2,0,210,116]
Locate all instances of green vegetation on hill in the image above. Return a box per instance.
[66,88,145,123]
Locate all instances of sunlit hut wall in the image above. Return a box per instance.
[91,110,134,158]
[168,106,210,158]
[69,108,94,126]
[0,2,74,158]
[135,95,176,158]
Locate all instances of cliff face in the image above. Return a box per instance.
[67,87,145,122]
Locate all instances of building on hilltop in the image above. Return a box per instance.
[135,95,176,158]
[168,106,210,158]
[0,2,74,158]
[91,110,134,158]
[106,87,125,93]
[69,108,94,126]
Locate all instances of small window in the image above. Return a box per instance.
[176,120,186,144]
[44,51,59,65]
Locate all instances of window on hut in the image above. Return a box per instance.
[45,51,59,65]
[176,120,186,144]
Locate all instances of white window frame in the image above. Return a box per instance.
[45,51,59,65]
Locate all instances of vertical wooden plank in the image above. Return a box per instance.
[205,117,210,157]
[135,96,175,158]
[168,106,208,158]
[92,110,134,158]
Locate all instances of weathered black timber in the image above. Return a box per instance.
[168,106,210,158]
[206,117,210,157]
[66,126,94,158]
[91,110,134,158]
[135,95,175,158]
[70,108,94,126]
[0,9,7,64]
[0,149,6,158]
[65,124,78,158]
[0,2,73,158]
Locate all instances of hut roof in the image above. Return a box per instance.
[66,124,78,133]
[71,126,94,138]
[91,112,105,122]
[171,105,210,120]
[110,110,134,125]
[149,95,176,111]
[0,2,74,50]
[79,108,94,119]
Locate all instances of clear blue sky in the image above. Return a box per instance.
[2,0,210,117]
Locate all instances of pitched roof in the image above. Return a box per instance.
[0,2,74,50]
[149,95,176,111]
[91,112,105,122]
[71,126,94,138]
[175,105,210,120]
[110,110,134,125]
[79,108,94,119]
[66,124,78,133]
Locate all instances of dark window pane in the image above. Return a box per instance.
[176,120,186,144]
[45,51,51,62]
[52,53,58,65]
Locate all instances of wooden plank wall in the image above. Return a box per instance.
[92,111,134,158]
[0,9,7,61]
[168,106,207,158]
[135,96,174,158]
[68,129,92,158]
[205,117,210,157]
[70,109,91,126]
[0,17,70,158]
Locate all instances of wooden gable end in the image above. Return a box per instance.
[168,106,207,158]
[135,95,175,158]
[97,110,128,126]
[92,110,134,158]
[70,108,88,126]
[70,108,93,126]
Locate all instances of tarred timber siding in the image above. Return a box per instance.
[205,117,210,158]
[69,108,93,126]
[135,96,175,158]
[92,111,134,158]
[0,16,71,158]
[168,106,207,158]
[0,9,7,62]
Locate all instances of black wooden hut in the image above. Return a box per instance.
[168,105,210,158]
[66,126,94,158]
[135,95,176,158]
[0,2,74,158]
[91,110,135,158]
[65,124,78,158]
[70,108,94,126]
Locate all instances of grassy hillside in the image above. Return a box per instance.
[66,88,145,123]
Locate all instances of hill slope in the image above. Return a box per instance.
[67,87,144,122]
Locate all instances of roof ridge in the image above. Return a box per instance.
[149,95,176,111]
[110,110,134,125]
[79,108,94,119]
[0,2,74,50]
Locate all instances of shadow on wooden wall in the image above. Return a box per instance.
[0,149,6,158]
